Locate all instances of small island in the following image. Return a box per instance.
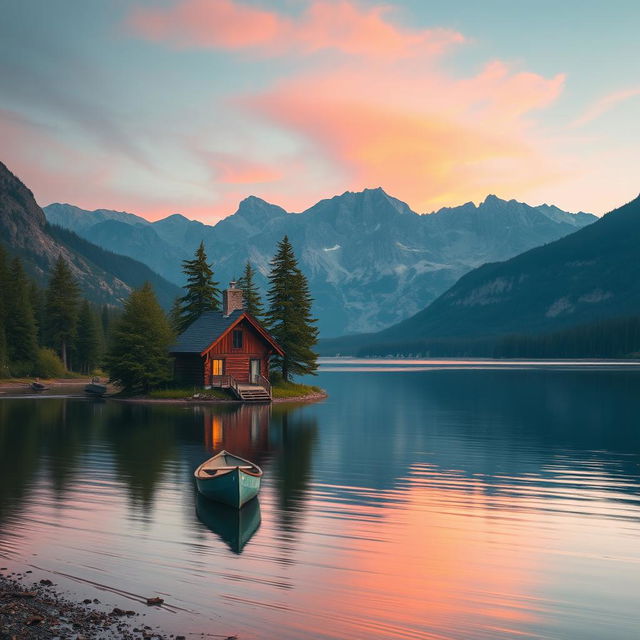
[104,237,323,403]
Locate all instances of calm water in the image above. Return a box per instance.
[1,359,640,639]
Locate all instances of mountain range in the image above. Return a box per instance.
[0,161,180,308]
[45,189,595,337]
[321,194,640,355]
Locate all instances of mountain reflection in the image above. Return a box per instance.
[308,367,640,502]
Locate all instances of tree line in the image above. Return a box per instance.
[355,314,640,359]
[494,315,640,358]
[0,246,114,378]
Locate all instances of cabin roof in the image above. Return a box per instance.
[170,310,243,354]
[170,310,284,356]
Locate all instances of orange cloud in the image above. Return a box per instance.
[244,62,565,210]
[128,0,463,58]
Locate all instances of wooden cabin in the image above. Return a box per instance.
[170,283,284,401]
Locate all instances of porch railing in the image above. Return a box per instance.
[256,373,272,398]
[210,374,241,399]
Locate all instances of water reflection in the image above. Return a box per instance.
[0,364,639,639]
[196,495,261,554]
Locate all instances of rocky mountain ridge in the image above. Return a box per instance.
[45,188,596,336]
[320,193,640,354]
[0,162,180,308]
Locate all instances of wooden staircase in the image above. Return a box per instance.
[208,374,272,402]
[236,384,271,403]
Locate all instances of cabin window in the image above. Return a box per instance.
[232,330,243,349]
[211,359,223,376]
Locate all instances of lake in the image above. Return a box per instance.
[1,359,640,639]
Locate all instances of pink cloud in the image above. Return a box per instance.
[0,109,226,222]
[128,0,463,58]
[200,151,283,184]
[243,62,565,211]
[571,87,640,128]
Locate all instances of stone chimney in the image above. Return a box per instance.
[223,281,244,316]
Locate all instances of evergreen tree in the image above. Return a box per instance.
[265,236,318,381]
[5,258,38,370]
[75,300,101,374]
[168,296,182,333]
[0,327,7,378]
[29,281,46,346]
[101,305,111,337]
[176,241,220,332]
[104,282,174,392]
[45,256,80,369]
[99,304,115,354]
[0,245,9,376]
[237,260,264,319]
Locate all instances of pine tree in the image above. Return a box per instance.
[5,258,38,370]
[265,236,318,381]
[0,245,9,376]
[45,256,80,369]
[0,327,7,378]
[101,305,111,337]
[104,282,174,393]
[168,296,182,333]
[237,260,264,319]
[176,241,220,332]
[75,300,101,374]
[29,281,46,346]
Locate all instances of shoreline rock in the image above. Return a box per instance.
[0,572,171,639]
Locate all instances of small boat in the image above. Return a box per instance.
[30,381,48,392]
[196,493,261,554]
[194,450,263,508]
[85,378,107,396]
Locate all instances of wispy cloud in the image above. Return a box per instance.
[571,88,640,128]
[0,59,154,172]
[128,0,463,58]
[200,150,284,185]
[125,1,566,213]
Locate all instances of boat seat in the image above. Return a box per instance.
[202,465,253,476]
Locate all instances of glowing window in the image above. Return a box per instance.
[211,359,223,375]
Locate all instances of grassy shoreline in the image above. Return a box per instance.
[139,381,327,404]
[0,378,327,404]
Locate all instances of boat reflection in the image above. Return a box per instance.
[195,493,262,554]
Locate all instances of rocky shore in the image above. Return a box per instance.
[0,572,167,639]
[0,570,239,640]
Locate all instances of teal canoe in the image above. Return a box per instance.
[194,450,263,508]
[196,493,261,554]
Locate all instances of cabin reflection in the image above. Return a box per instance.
[202,404,271,461]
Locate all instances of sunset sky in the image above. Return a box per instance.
[1,0,638,222]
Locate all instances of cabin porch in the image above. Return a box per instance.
[207,374,272,402]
